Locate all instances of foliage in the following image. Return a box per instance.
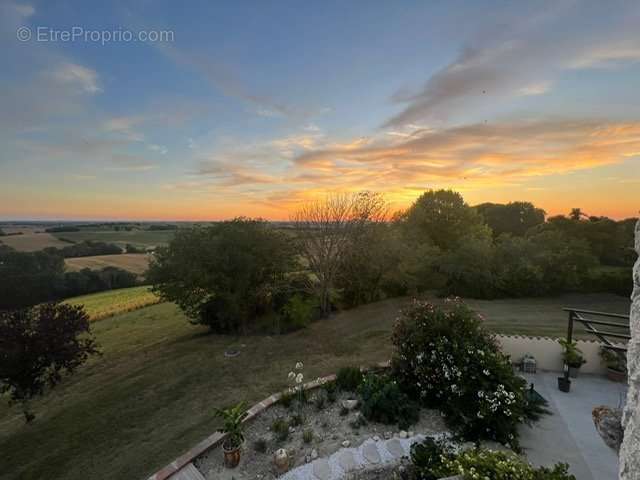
[314,389,327,410]
[147,218,296,333]
[253,438,267,453]
[271,418,290,442]
[475,201,546,237]
[335,366,364,391]
[279,294,317,332]
[413,445,576,480]
[558,339,586,368]
[391,300,547,447]
[214,402,247,449]
[0,303,99,422]
[303,429,314,443]
[0,246,139,309]
[44,240,122,258]
[323,381,337,403]
[401,189,491,250]
[437,236,497,298]
[358,373,419,430]
[600,348,626,372]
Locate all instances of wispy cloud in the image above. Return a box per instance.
[50,63,102,94]
[384,2,640,127]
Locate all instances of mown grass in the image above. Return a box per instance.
[0,232,71,251]
[64,286,161,321]
[0,293,629,480]
[64,253,150,276]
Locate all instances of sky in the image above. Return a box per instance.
[0,0,638,221]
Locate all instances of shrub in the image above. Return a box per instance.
[279,294,317,332]
[323,381,337,403]
[314,390,327,411]
[271,418,289,442]
[302,429,313,443]
[410,443,577,480]
[558,339,586,368]
[391,299,547,447]
[253,438,267,453]
[214,402,247,450]
[336,366,363,392]
[358,373,419,430]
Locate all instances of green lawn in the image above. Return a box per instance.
[0,293,629,480]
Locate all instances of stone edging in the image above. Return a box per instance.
[146,362,390,480]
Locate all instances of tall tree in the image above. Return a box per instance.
[292,191,388,316]
[147,218,295,333]
[401,189,490,250]
[0,303,98,422]
[475,201,546,237]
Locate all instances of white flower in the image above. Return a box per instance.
[288,371,295,380]
[295,373,303,384]
[295,362,304,370]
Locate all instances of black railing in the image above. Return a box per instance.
[563,308,630,355]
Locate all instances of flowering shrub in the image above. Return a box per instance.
[392,299,546,447]
[410,441,576,480]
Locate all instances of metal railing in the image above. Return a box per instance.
[563,308,630,356]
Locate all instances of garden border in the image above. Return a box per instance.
[146,361,390,480]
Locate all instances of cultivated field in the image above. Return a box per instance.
[0,232,71,251]
[64,253,150,276]
[0,292,629,480]
[64,286,160,321]
[51,229,175,249]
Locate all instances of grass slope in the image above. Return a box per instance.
[64,253,150,276]
[64,286,160,321]
[0,293,629,480]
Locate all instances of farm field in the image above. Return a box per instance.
[0,292,629,480]
[0,232,71,251]
[65,253,150,276]
[64,286,160,321]
[51,229,175,249]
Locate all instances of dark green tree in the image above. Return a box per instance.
[0,303,98,422]
[475,201,546,237]
[147,218,296,333]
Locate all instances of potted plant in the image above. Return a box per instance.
[215,402,248,468]
[558,339,586,377]
[600,348,627,383]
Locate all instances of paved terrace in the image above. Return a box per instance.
[519,371,627,480]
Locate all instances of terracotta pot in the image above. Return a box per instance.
[223,443,241,468]
[606,367,627,383]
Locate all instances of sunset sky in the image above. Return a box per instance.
[1,0,638,220]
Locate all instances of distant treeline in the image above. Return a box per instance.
[0,245,139,310]
[44,241,122,258]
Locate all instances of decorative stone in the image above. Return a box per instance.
[593,406,623,451]
[342,399,358,410]
[362,442,381,464]
[620,219,640,480]
[312,458,332,480]
[337,450,357,472]
[408,431,414,437]
[288,426,296,434]
[372,435,380,442]
[274,448,290,474]
[398,430,408,439]
[386,438,405,458]
[311,449,318,460]
[384,431,392,440]
[341,440,351,448]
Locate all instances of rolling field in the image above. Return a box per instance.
[64,286,161,321]
[65,253,150,275]
[0,232,71,251]
[51,229,175,249]
[0,293,629,480]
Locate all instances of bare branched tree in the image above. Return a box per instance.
[291,191,388,316]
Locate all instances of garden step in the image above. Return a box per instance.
[170,463,206,480]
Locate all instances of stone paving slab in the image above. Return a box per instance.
[280,434,426,480]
